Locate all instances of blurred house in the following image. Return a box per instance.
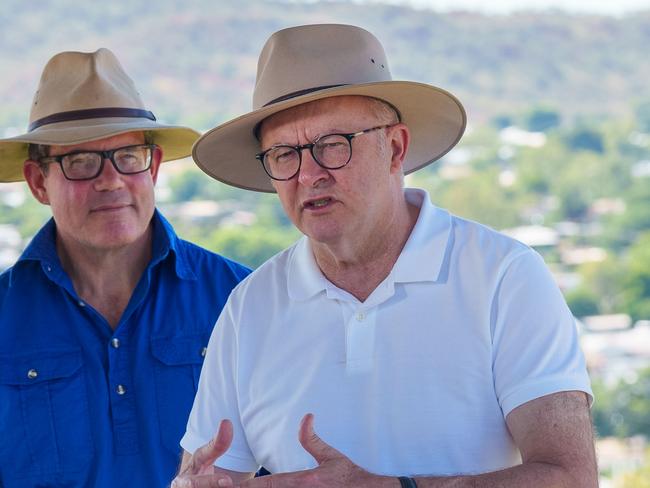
[560,246,607,266]
[588,198,626,219]
[596,436,647,488]
[580,319,650,386]
[498,126,547,148]
[631,159,650,178]
[502,224,559,247]
[161,200,256,226]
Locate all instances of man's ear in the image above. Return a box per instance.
[23,160,51,205]
[150,145,163,185]
[388,123,410,175]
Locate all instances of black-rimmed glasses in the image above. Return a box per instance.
[256,124,396,181]
[39,144,157,181]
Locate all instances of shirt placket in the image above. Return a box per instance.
[105,268,155,455]
[344,305,378,374]
[107,330,140,454]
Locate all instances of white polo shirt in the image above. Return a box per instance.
[181,188,592,477]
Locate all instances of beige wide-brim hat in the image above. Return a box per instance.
[193,24,467,193]
[0,48,200,182]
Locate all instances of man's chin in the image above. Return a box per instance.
[83,223,148,250]
[303,225,345,247]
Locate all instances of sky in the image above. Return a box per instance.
[354,0,650,15]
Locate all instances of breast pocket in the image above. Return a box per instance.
[150,334,209,454]
[0,349,93,480]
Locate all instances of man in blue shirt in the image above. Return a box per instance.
[0,49,249,487]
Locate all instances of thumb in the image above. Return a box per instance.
[298,413,343,465]
[190,419,234,472]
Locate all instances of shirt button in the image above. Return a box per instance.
[111,338,120,349]
[201,347,207,358]
[46,266,52,272]
[27,369,38,379]
[78,301,86,307]
[356,312,366,321]
[116,384,126,395]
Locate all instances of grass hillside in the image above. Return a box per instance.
[1,0,648,130]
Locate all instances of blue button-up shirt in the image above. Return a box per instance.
[0,210,250,487]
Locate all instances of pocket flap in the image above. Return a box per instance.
[0,349,82,385]
[150,333,209,366]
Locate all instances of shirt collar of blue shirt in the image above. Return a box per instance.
[14,209,196,283]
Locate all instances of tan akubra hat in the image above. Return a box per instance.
[0,48,200,182]
[193,23,467,193]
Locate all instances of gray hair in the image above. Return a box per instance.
[365,98,406,186]
[366,97,400,126]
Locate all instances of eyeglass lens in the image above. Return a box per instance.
[61,145,152,180]
[263,134,351,180]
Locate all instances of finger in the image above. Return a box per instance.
[240,470,305,488]
[190,419,234,472]
[173,473,234,488]
[298,413,342,465]
[217,476,234,488]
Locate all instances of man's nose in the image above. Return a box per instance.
[297,149,331,187]
[93,157,125,190]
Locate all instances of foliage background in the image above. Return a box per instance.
[1,0,650,129]
[1,0,650,483]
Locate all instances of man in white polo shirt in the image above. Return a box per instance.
[172,24,597,488]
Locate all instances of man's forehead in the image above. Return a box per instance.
[49,131,146,155]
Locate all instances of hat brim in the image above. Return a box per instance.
[0,118,200,182]
[193,81,467,193]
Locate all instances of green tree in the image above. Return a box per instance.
[565,128,604,153]
[621,232,650,321]
[167,167,256,204]
[605,180,650,250]
[514,137,567,197]
[574,259,627,315]
[415,169,520,229]
[524,107,560,132]
[491,114,513,129]
[565,287,600,317]
[590,378,615,437]
[0,197,50,238]
[198,225,300,269]
[635,100,650,133]
[591,368,650,441]
[613,367,650,438]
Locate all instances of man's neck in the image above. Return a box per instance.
[312,199,419,302]
[56,226,153,330]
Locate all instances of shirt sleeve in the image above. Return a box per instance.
[180,295,259,473]
[491,249,593,417]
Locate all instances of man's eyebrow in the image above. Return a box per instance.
[315,128,352,136]
[308,127,360,141]
[262,125,359,148]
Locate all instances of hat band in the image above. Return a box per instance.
[262,84,347,107]
[28,107,156,132]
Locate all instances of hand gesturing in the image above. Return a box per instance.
[171,419,236,488]
[241,413,389,488]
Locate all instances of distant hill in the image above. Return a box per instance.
[1,0,649,130]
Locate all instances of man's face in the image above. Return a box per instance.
[259,96,406,247]
[24,131,161,253]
